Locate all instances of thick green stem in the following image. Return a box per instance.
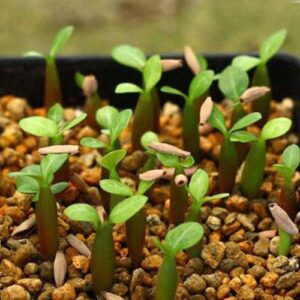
[231,102,246,126]
[36,184,58,261]
[278,228,292,256]
[83,94,103,129]
[183,101,201,161]
[154,253,178,300]
[49,134,64,146]
[45,57,62,110]
[240,137,266,199]
[126,208,145,269]
[279,182,298,220]
[152,87,161,134]
[218,134,239,193]
[251,63,271,125]
[91,221,115,295]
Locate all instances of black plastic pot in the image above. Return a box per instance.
[0,53,300,128]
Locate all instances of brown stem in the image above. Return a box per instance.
[83,94,103,129]
[278,182,299,220]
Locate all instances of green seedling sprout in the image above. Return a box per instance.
[112,45,163,149]
[154,222,204,300]
[185,169,229,257]
[24,26,74,109]
[149,142,195,224]
[273,144,300,255]
[161,70,214,160]
[140,131,160,172]
[10,154,69,260]
[64,189,150,295]
[80,106,132,153]
[100,177,154,269]
[240,117,292,199]
[208,104,262,192]
[19,103,87,145]
[252,29,287,123]
[75,72,105,129]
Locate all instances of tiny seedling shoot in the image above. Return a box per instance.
[252,29,287,123]
[273,144,300,255]
[80,106,132,153]
[161,70,214,160]
[64,188,150,295]
[9,154,69,261]
[240,117,292,199]
[75,72,105,129]
[154,222,204,300]
[140,131,160,172]
[100,177,154,269]
[112,45,163,149]
[24,26,74,109]
[19,103,87,145]
[208,104,262,192]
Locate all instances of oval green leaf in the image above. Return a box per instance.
[208,104,227,135]
[110,109,132,144]
[189,169,209,202]
[80,137,106,149]
[62,112,87,132]
[141,131,159,150]
[232,55,261,72]
[100,149,126,172]
[161,86,187,100]
[100,179,133,197]
[261,117,292,140]
[47,103,64,124]
[230,112,262,132]
[96,106,118,129]
[143,54,162,93]
[282,144,300,172]
[19,116,58,137]
[115,83,143,94]
[230,131,257,143]
[49,25,74,58]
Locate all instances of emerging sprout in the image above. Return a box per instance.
[140,131,160,172]
[161,70,214,160]
[19,103,87,145]
[252,29,287,123]
[113,45,163,149]
[208,104,262,192]
[240,117,292,199]
[24,26,74,109]
[10,154,69,260]
[154,222,204,300]
[273,144,300,255]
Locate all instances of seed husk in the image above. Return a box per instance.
[38,145,79,155]
[199,97,214,126]
[269,203,299,235]
[162,166,198,179]
[174,174,188,186]
[161,59,183,71]
[139,169,167,181]
[103,292,124,300]
[240,86,270,104]
[11,214,36,236]
[82,75,98,97]
[184,46,200,75]
[54,250,67,287]
[70,173,89,193]
[149,142,191,158]
[66,234,91,257]
[96,205,107,224]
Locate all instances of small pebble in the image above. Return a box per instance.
[52,283,76,300]
[184,274,206,294]
[1,284,30,300]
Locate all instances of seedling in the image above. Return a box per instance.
[19,103,87,145]
[80,106,132,153]
[140,131,160,172]
[24,26,74,109]
[64,189,150,295]
[240,117,292,199]
[273,144,300,255]
[252,30,287,122]
[208,105,262,192]
[10,154,69,260]
[75,72,105,129]
[154,222,204,300]
[112,45,162,149]
[161,70,214,160]
[149,142,195,224]
[100,177,154,268]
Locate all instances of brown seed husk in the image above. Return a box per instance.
[162,166,198,179]
[240,86,270,104]
[54,250,67,287]
[269,203,299,235]
[96,205,107,224]
[66,234,91,257]
[103,292,124,300]
[139,169,166,181]
[199,97,214,126]
[161,59,183,71]
[184,46,200,75]
[70,173,89,193]
[82,75,98,97]
[38,145,79,155]
[174,174,188,186]
[11,214,36,236]
[149,142,191,157]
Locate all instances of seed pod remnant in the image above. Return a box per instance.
[161,59,183,72]
[139,169,167,181]
[82,75,98,97]
[54,250,67,287]
[240,86,271,104]
[11,214,36,236]
[184,46,200,75]
[149,142,191,158]
[38,145,79,155]
[199,97,214,126]
[175,174,188,187]
[66,234,91,257]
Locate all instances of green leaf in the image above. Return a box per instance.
[51,182,68,194]
[96,106,118,129]
[273,164,294,181]
[23,51,45,58]
[230,131,257,143]
[109,195,148,224]
[203,193,229,202]
[137,180,155,195]
[75,71,84,88]
[100,149,126,172]
[49,25,74,58]
[110,109,132,144]
[115,83,143,94]
[111,44,146,72]
[41,154,68,183]
[165,222,204,253]
[143,55,162,92]
[64,203,100,230]
[16,176,39,194]
[62,112,87,132]
[261,117,292,140]
[100,179,133,197]
[259,29,287,63]
[10,164,41,178]
[19,116,58,137]
[32,193,39,202]
[181,155,195,168]
[218,65,249,101]
[282,144,300,172]
[47,103,64,124]
[161,86,187,100]
[232,55,261,71]
[80,137,106,149]
[197,54,208,71]
[208,105,227,135]
[230,112,262,132]
[189,169,209,202]
[188,70,214,102]
[156,153,179,168]
[141,131,159,150]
